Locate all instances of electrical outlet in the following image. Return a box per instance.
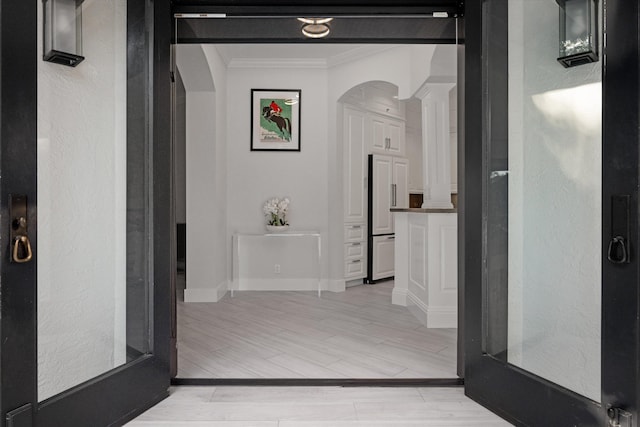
[274,264,281,274]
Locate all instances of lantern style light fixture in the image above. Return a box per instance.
[556,0,598,68]
[297,18,333,39]
[43,0,85,67]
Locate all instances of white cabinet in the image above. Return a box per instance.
[371,235,395,281]
[344,225,366,280]
[343,107,367,224]
[342,104,407,283]
[342,105,368,281]
[369,113,405,156]
[371,154,409,236]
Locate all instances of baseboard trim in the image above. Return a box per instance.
[426,305,458,328]
[328,279,346,292]
[171,378,464,387]
[392,287,408,306]
[234,278,321,292]
[406,292,457,328]
[184,281,228,302]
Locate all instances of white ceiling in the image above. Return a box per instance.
[215,44,401,68]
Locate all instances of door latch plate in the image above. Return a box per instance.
[608,407,632,427]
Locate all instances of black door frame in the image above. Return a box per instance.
[170,0,466,386]
[464,0,640,425]
[0,1,173,426]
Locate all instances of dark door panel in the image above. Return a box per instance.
[464,0,639,425]
[0,0,172,425]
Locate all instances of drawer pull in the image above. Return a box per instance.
[352,259,361,263]
[351,242,361,246]
[351,225,361,229]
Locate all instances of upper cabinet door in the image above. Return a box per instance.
[369,114,406,157]
[386,120,405,156]
[370,115,387,153]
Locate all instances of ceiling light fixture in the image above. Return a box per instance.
[297,17,333,25]
[298,17,333,39]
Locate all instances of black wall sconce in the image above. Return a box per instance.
[43,0,84,67]
[556,0,598,68]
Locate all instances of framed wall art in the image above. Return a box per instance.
[251,89,301,151]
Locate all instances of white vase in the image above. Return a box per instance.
[266,224,289,233]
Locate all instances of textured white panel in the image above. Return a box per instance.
[507,0,602,402]
[37,0,127,401]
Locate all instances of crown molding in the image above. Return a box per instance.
[227,58,327,69]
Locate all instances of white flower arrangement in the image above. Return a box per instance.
[263,197,290,226]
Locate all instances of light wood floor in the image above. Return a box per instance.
[177,278,457,378]
[126,386,512,426]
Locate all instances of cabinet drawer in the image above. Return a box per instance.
[345,242,365,260]
[344,224,365,242]
[345,258,365,278]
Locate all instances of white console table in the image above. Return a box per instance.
[232,231,322,297]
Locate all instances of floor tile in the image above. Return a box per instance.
[126,386,512,426]
[177,277,458,379]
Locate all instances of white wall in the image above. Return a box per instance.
[177,45,229,302]
[226,65,330,285]
[37,0,127,401]
[507,0,601,402]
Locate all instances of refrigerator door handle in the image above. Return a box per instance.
[392,184,397,207]
[395,184,398,206]
[391,184,394,207]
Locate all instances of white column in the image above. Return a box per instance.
[415,84,455,209]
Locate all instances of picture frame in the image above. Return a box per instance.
[251,89,301,151]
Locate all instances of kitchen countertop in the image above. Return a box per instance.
[390,208,457,214]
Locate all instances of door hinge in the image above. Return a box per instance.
[608,407,632,427]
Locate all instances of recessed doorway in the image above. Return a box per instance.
[171,13,462,384]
